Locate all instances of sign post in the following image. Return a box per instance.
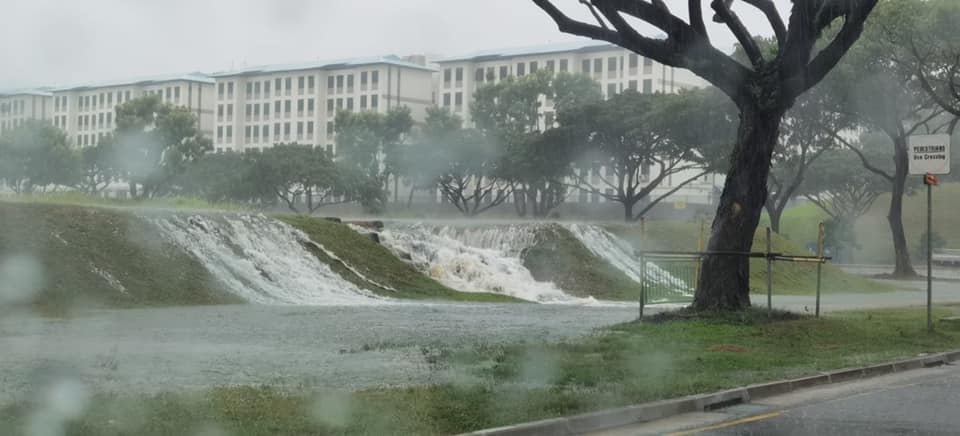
[909,134,951,333]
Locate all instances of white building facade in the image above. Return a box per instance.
[0,90,53,136]
[210,56,436,154]
[50,73,215,148]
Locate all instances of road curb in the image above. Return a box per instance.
[462,349,960,436]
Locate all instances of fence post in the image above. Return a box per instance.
[695,219,704,287]
[816,222,825,318]
[766,227,773,314]
[639,252,646,320]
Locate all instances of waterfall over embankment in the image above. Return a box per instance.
[378,223,593,304]
[150,214,383,305]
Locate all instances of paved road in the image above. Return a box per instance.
[592,363,960,436]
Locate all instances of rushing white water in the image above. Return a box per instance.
[149,214,383,305]
[379,224,595,304]
[566,224,694,301]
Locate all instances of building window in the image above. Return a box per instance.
[285,77,293,94]
[628,80,638,91]
[246,83,253,98]
[226,126,232,140]
[307,99,315,114]
[264,81,271,98]
[530,61,538,73]
[516,62,526,76]
[475,68,484,83]
[607,84,617,98]
[608,57,617,72]
[307,122,314,138]
[499,66,509,79]
[371,95,379,109]
[643,79,652,94]
[308,76,315,91]
[455,67,463,85]
[336,75,344,92]
[346,98,354,111]
[327,99,334,112]
[629,54,639,69]
[254,104,260,118]
[371,71,379,89]
[594,58,603,74]
[361,71,368,88]
[546,60,555,72]
[263,125,270,139]
[253,125,260,140]
[486,67,495,81]
[326,122,334,138]
[360,95,367,109]
[227,104,233,118]
[297,122,304,139]
[254,82,260,98]
[297,99,304,115]
[582,59,590,73]
[285,100,292,115]
[336,98,343,109]
[327,76,334,91]
[263,103,270,118]
[347,75,354,92]
[454,92,463,108]
[274,100,282,115]
[218,83,225,99]
[217,105,224,119]
[444,68,452,87]
[274,123,281,139]
[227,83,234,99]
[443,93,451,107]
[284,122,291,138]
[298,76,305,93]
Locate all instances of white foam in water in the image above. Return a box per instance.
[150,214,384,305]
[566,224,694,300]
[379,224,597,304]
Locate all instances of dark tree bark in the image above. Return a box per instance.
[533,0,879,310]
[889,136,916,277]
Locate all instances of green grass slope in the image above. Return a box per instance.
[608,221,897,295]
[521,224,641,301]
[278,215,519,302]
[0,202,241,312]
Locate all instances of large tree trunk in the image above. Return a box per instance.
[623,199,636,223]
[888,136,917,277]
[694,107,784,311]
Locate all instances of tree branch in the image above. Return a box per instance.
[741,0,786,50]
[711,0,763,68]
[633,170,710,220]
[796,0,880,97]
[689,0,707,37]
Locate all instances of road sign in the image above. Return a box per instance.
[925,174,939,186]
[909,134,951,175]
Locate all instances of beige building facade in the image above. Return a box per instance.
[211,56,436,154]
[0,89,53,136]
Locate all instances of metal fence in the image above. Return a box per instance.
[636,226,831,319]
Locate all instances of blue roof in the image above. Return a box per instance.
[0,87,53,98]
[437,40,619,63]
[52,72,214,92]
[212,55,436,78]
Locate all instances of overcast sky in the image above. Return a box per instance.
[0,0,793,89]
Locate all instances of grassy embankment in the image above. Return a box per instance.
[277,215,519,302]
[522,224,643,301]
[609,221,897,295]
[4,307,958,435]
[0,202,241,313]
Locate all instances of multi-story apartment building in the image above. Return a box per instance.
[50,72,215,148]
[434,41,720,208]
[0,89,53,136]
[435,40,706,127]
[210,55,435,154]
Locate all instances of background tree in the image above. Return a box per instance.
[565,88,731,221]
[825,0,944,277]
[472,71,600,217]
[179,151,260,204]
[905,0,960,119]
[532,0,880,310]
[252,144,349,215]
[396,108,464,208]
[76,142,118,195]
[335,106,413,202]
[108,95,211,198]
[765,84,849,233]
[0,120,79,193]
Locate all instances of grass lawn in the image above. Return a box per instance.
[5,307,958,436]
[278,215,519,303]
[608,220,897,295]
[0,202,240,313]
[1,192,251,212]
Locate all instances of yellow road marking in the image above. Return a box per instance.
[664,412,783,436]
